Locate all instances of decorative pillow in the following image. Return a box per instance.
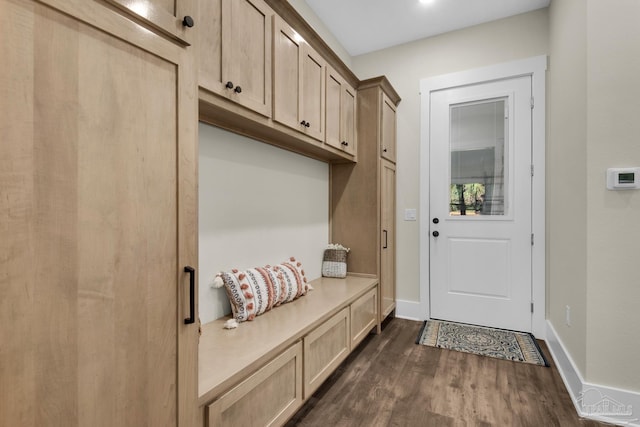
[272,257,311,304]
[214,257,311,323]
[217,267,281,322]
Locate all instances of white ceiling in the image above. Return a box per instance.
[304,0,551,56]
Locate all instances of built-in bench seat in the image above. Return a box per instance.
[198,275,379,426]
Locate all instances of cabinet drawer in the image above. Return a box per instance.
[303,307,350,399]
[350,288,378,348]
[207,342,303,427]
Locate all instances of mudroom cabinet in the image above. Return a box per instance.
[331,77,401,325]
[0,0,199,426]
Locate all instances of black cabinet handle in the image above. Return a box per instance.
[383,230,388,249]
[300,120,307,127]
[433,217,439,224]
[226,81,234,89]
[182,16,194,28]
[184,266,195,325]
[234,86,242,94]
[305,121,310,128]
[383,147,388,153]
[432,231,439,237]
[341,141,349,146]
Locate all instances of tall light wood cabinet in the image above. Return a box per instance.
[331,77,400,325]
[273,16,326,142]
[198,0,274,117]
[380,160,397,318]
[0,1,198,426]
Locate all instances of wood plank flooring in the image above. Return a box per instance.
[286,318,611,427]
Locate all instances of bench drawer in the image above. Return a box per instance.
[350,288,378,348]
[303,307,350,399]
[206,342,303,427]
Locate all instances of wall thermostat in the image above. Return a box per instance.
[607,167,640,190]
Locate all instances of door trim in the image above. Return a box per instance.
[419,55,547,338]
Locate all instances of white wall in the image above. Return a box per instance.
[198,123,329,323]
[585,0,640,390]
[350,9,549,303]
[548,0,588,376]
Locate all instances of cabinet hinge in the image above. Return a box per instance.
[531,302,534,313]
[530,97,535,109]
[531,233,534,246]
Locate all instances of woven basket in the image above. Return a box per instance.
[322,249,348,278]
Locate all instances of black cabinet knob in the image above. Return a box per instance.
[300,120,307,127]
[182,16,194,28]
[341,141,349,146]
[226,81,234,89]
[383,147,388,152]
[305,121,310,128]
[432,231,439,237]
[234,85,242,94]
[432,218,439,224]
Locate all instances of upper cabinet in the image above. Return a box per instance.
[199,0,274,117]
[273,17,326,142]
[381,93,397,163]
[104,0,196,45]
[326,66,357,157]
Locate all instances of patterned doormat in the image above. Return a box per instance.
[416,319,548,366]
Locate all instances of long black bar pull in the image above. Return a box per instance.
[383,230,388,249]
[184,266,195,325]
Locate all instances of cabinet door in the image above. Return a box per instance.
[104,0,196,45]
[341,82,357,156]
[274,17,325,142]
[207,342,303,427]
[303,308,350,398]
[325,67,355,156]
[380,160,396,319]
[325,68,343,151]
[199,0,273,117]
[300,43,326,141]
[0,1,198,426]
[350,288,378,348]
[273,16,302,131]
[381,93,397,162]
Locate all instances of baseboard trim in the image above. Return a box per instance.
[546,321,640,426]
[395,299,423,321]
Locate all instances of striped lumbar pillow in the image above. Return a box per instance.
[215,257,310,323]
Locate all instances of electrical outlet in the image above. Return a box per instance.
[565,305,571,327]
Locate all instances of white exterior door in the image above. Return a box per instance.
[429,76,532,332]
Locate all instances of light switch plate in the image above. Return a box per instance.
[404,208,417,221]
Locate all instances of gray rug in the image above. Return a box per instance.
[416,319,548,366]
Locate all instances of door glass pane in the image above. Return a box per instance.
[449,98,507,216]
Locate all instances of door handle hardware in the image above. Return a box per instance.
[432,231,439,237]
[184,266,195,325]
[225,81,234,89]
[383,229,388,249]
[433,218,439,224]
[182,16,194,28]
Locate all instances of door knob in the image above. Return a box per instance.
[432,231,439,237]
[432,218,439,224]
[182,16,195,28]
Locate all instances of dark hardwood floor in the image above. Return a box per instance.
[286,318,611,427]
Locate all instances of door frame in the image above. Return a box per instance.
[419,55,547,338]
